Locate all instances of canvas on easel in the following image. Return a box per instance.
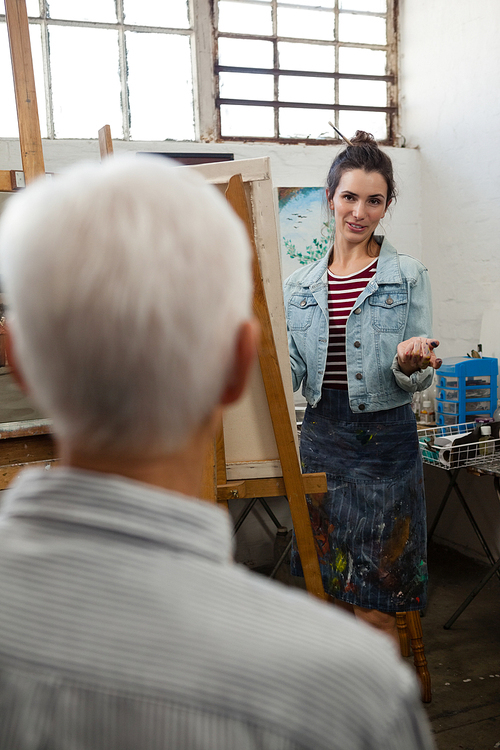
[188,158,298,480]
[191,158,298,480]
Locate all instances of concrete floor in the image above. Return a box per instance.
[420,542,500,749]
[258,538,500,749]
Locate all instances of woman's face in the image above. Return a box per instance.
[328,169,390,246]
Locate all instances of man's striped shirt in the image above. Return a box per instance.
[323,258,378,390]
[0,466,435,750]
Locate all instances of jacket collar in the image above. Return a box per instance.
[297,235,402,289]
[374,236,402,284]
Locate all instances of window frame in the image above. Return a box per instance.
[1,0,196,140]
[208,0,399,145]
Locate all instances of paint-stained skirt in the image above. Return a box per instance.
[290,388,427,612]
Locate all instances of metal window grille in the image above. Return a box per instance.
[214,0,399,144]
[0,0,195,140]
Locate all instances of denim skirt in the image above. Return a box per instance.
[290,388,427,612]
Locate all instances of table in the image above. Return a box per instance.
[419,423,500,628]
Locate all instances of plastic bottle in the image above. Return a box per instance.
[479,424,494,456]
[421,400,435,425]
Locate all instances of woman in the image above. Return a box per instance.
[284,131,441,644]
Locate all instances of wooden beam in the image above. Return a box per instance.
[98,125,114,159]
[0,172,13,192]
[0,419,52,440]
[0,432,56,464]
[0,458,59,491]
[217,472,328,502]
[5,0,45,184]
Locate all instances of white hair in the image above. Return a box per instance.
[0,156,253,455]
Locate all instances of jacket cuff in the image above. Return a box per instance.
[390,354,434,393]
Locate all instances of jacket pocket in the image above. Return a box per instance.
[368,291,407,333]
[286,294,318,331]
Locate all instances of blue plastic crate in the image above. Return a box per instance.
[435,356,498,424]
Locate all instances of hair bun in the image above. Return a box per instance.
[350,130,378,147]
[326,129,396,204]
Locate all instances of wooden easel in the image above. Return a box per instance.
[215,174,328,601]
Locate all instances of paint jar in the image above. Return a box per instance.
[478,424,494,457]
[420,400,435,425]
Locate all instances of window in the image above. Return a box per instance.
[0,0,195,140]
[0,0,398,144]
[216,0,398,143]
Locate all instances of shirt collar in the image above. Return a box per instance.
[302,235,402,289]
[0,466,234,565]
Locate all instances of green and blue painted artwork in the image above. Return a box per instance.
[278,187,334,280]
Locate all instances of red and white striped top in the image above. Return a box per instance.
[323,258,378,390]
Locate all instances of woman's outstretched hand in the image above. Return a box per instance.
[397,337,442,376]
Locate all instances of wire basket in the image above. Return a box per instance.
[418,421,500,473]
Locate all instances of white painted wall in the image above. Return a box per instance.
[0,138,422,260]
[400,0,500,561]
[400,0,500,361]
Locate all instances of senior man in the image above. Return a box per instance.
[0,157,435,750]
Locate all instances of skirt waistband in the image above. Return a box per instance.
[311,387,415,425]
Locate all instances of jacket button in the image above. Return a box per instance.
[354,308,361,315]
[354,341,361,348]
[358,403,365,410]
[300,299,307,307]
[356,372,363,380]
[386,297,393,305]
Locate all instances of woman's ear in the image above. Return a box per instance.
[5,325,29,394]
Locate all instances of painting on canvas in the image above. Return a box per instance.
[278,187,333,280]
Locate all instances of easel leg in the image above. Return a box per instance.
[233,498,259,534]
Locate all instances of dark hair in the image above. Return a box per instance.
[326,130,397,205]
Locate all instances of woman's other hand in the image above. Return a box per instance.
[397,338,442,376]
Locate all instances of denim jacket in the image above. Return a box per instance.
[283,236,434,413]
